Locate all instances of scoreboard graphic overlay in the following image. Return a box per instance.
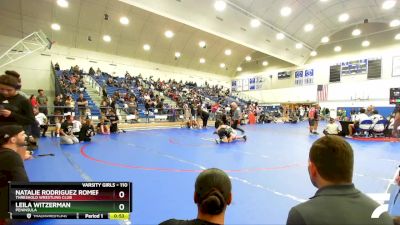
[9,182,132,220]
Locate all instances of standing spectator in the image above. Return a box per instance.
[286,136,393,225]
[30,95,39,108]
[33,107,48,137]
[159,168,232,225]
[37,89,48,115]
[5,70,29,99]
[0,75,35,129]
[60,115,79,145]
[54,62,60,71]
[0,125,29,220]
[76,93,88,118]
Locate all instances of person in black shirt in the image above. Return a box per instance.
[60,115,79,145]
[0,75,35,129]
[107,110,119,133]
[0,125,29,220]
[79,118,95,142]
[159,168,232,225]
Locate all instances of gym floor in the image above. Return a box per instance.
[19,122,400,224]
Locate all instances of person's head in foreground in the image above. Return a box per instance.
[159,168,232,225]
[286,136,394,225]
[0,125,27,149]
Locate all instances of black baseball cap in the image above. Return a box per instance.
[0,125,24,145]
[195,168,231,202]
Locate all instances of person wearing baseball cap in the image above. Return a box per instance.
[0,125,29,220]
[159,168,232,225]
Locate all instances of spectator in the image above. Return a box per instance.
[30,94,39,108]
[96,118,110,135]
[60,115,79,145]
[76,93,88,118]
[33,107,48,137]
[286,136,393,225]
[0,75,35,129]
[64,95,74,113]
[79,118,95,142]
[54,62,60,71]
[4,70,29,99]
[323,118,341,136]
[37,89,48,115]
[106,110,119,133]
[72,117,82,136]
[88,67,95,76]
[0,125,29,220]
[348,108,369,136]
[53,94,65,115]
[159,168,232,225]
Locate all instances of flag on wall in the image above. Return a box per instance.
[317,84,328,102]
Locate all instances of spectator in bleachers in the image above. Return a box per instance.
[37,89,48,115]
[64,95,74,113]
[100,97,109,115]
[159,168,232,225]
[76,93,88,118]
[54,62,60,71]
[53,94,65,115]
[60,115,79,145]
[88,67,95,76]
[286,136,393,225]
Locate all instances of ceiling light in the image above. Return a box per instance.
[120,17,129,25]
[295,43,303,49]
[143,44,151,51]
[304,24,314,32]
[262,61,269,66]
[51,23,60,31]
[334,46,342,52]
[276,33,285,40]
[220,63,226,68]
[103,35,111,42]
[214,1,226,11]
[164,30,174,38]
[310,51,317,56]
[382,0,396,10]
[224,49,232,55]
[362,40,370,47]
[199,41,206,48]
[395,33,400,40]
[338,13,349,22]
[200,58,206,64]
[250,19,261,28]
[57,0,68,8]
[237,67,242,72]
[390,19,400,27]
[321,36,330,43]
[320,0,329,2]
[352,29,361,36]
[280,7,292,17]
[175,52,181,58]
[245,56,251,61]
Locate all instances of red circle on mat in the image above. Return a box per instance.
[80,145,302,173]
